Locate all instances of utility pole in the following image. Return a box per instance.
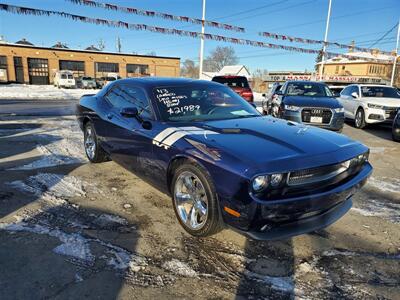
[116,36,122,53]
[198,0,206,79]
[319,0,332,81]
[390,19,400,87]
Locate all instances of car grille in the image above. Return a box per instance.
[287,161,350,186]
[384,107,398,120]
[301,108,332,124]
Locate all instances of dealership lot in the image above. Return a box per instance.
[0,105,399,299]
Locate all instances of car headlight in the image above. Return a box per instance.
[252,175,269,191]
[284,105,301,112]
[367,103,384,109]
[349,151,369,168]
[334,107,344,113]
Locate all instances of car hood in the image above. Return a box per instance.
[283,96,341,108]
[362,97,400,107]
[179,116,367,175]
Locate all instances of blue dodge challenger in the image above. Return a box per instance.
[76,78,372,240]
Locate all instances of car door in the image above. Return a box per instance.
[347,86,360,118]
[339,86,352,118]
[103,83,157,178]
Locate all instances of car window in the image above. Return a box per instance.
[349,86,359,99]
[68,75,73,79]
[340,86,352,96]
[105,84,152,119]
[153,84,259,122]
[360,86,400,99]
[61,74,67,79]
[285,82,330,97]
[212,77,250,88]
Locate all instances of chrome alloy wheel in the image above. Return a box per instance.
[174,171,208,230]
[355,110,363,127]
[84,126,96,160]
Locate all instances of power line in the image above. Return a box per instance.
[368,23,397,48]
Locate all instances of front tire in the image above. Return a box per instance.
[171,162,221,237]
[84,122,108,163]
[355,108,366,129]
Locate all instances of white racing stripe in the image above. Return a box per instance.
[153,127,219,149]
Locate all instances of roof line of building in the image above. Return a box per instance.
[0,42,180,60]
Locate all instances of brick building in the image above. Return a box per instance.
[0,42,180,84]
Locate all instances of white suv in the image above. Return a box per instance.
[338,84,400,128]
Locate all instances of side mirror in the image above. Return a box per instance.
[351,92,358,99]
[120,107,139,118]
[261,93,266,97]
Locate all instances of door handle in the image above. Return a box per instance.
[107,113,113,120]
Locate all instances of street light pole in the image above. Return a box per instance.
[390,19,400,87]
[319,0,332,81]
[198,0,206,79]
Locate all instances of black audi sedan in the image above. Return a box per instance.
[275,81,345,131]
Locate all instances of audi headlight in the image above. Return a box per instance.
[252,175,269,192]
[367,103,384,109]
[284,105,301,112]
[334,107,344,113]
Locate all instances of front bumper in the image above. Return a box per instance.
[221,162,372,240]
[283,110,344,131]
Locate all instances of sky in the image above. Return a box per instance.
[0,0,399,73]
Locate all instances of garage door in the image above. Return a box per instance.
[156,66,176,77]
[28,58,49,85]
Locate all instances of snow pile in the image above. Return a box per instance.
[8,173,86,198]
[351,198,400,223]
[0,84,99,100]
[0,222,94,262]
[162,259,198,277]
[367,177,400,194]
[5,118,87,170]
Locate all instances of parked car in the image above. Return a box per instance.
[211,75,254,102]
[392,110,400,142]
[53,70,75,88]
[262,82,282,115]
[338,84,400,129]
[76,78,372,240]
[329,85,346,98]
[276,81,345,131]
[76,76,97,89]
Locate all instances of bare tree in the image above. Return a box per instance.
[97,39,106,51]
[146,51,157,56]
[204,46,238,72]
[251,69,269,92]
[181,59,199,78]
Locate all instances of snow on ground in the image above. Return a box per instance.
[0,84,99,100]
[2,117,87,170]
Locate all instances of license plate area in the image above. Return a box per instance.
[310,116,323,123]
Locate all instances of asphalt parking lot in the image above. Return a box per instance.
[0,101,399,299]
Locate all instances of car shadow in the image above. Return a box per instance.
[345,120,394,141]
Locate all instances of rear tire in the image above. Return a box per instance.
[84,122,108,163]
[354,108,366,129]
[171,162,221,237]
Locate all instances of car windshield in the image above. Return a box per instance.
[361,86,400,98]
[212,77,250,88]
[153,84,260,122]
[286,82,333,97]
[82,77,93,80]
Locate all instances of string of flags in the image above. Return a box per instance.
[65,0,245,33]
[259,31,393,56]
[0,4,393,64]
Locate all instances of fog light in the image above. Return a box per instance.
[252,175,269,191]
[270,173,283,187]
